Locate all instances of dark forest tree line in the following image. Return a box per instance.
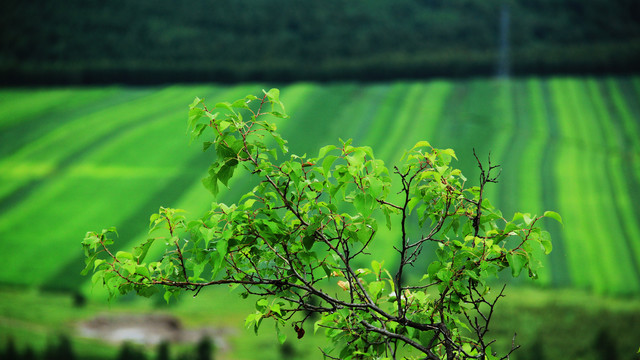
[1,0,639,83]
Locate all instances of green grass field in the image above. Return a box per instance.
[2,77,640,295]
[2,76,640,359]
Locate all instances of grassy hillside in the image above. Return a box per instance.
[1,77,640,297]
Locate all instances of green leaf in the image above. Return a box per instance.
[543,211,563,225]
[441,148,457,160]
[302,235,315,251]
[164,290,176,304]
[91,270,104,286]
[191,261,206,281]
[215,238,229,270]
[215,102,234,112]
[318,144,338,159]
[232,98,250,109]
[202,162,228,196]
[322,155,338,177]
[412,140,431,149]
[136,285,158,298]
[190,97,203,109]
[407,197,420,215]
[383,207,392,230]
[366,175,384,197]
[256,298,269,310]
[219,120,231,132]
[507,251,528,277]
[368,281,384,300]
[540,231,553,254]
[271,303,282,316]
[523,213,534,226]
[436,268,452,282]
[272,132,288,153]
[188,107,204,130]
[275,324,287,345]
[217,161,238,187]
[264,88,280,102]
[269,111,288,119]
[133,238,156,264]
[202,141,214,152]
[427,261,441,279]
[135,265,150,278]
[80,253,98,276]
[353,193,375,217]
[116,251,133,262]
[202,171,219,196]
[243,198,257,209]
[346,148,366,171]
[371,260,383,279]
[189,123,207,143]
[216,142,237,160]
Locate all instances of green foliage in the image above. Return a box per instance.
[83,89,560,359]
[2,0,640,84]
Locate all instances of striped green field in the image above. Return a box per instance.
[1,76,639,296]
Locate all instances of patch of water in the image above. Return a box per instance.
[77,313,235,351]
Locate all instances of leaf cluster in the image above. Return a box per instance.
[82,89,561,360]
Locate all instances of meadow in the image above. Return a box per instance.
[1,76,640,358]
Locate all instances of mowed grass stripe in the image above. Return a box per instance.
[520,79,555,284]
[550,78,602,291]
[505,79,552,285]
[492,79,551,285]
[565,78,621,292]
[598,78,640,192]
[0,88,157,199]
[365,82,454,267]
[0,88,153,158]
[551,78,634,293]
[358,83,412,150]
[611,77,640,194]
[588,78,640,288]
[468,80,515,208]
[597,78,640,225]
[288,83,409,268]
[606,78,640,153]
[330,83,408,267]
[375,83,427,162]
[538,80,573,287]
[617,77,640,133]
[498,80,526,219]
[599,78,640,234]
[41,85,265,289]
[348,84,397,145]
[0,86,215,217]
[436,79,511,202]
[574,79,639,292]
[385,81,454,164]
[0,86,211,195]
[0,87,120,128]
[0,85,248,287]
[432,81,477,173]
[628,77,640,200]
[0,86,211,167]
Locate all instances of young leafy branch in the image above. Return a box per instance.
[82,89,561,360]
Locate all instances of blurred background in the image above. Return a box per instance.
[1,0,639,359]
